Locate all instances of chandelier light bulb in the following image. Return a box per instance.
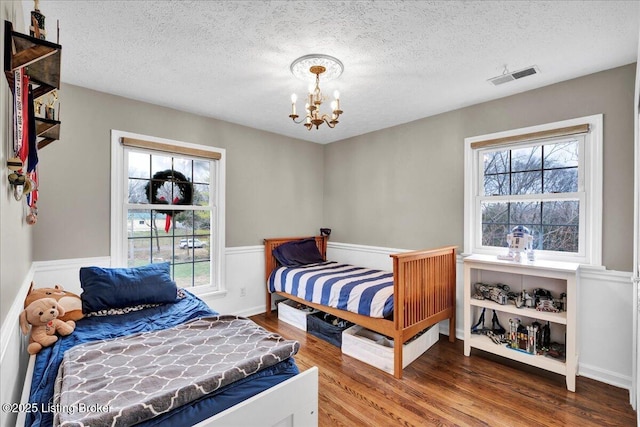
[333,90,340,100]
[290,93,297,118]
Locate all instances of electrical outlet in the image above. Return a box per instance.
[240,287,246,297]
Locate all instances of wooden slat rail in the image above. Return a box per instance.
[264,237,456,379]
[392,246,457,334]
[391,246,457,378]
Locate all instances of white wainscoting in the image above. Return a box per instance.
[577,266,634,389]
[201,245,266,317]
[0,265,34,427]
[1,243,633,419]
[31,256,112,295]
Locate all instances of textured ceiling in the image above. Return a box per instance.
[22,1,639,144]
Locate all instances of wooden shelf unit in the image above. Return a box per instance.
[463,254,580,391]
[34,116,60,149]
[4,20,61,148]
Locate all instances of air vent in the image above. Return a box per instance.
[488,66,540,86]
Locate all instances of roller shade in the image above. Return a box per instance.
[470,124,590,149]
[121,137,222,160]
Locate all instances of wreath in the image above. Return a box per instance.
[144,169,193,232]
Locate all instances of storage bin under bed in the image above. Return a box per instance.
[306,312,353,348]
[277,299,318,330]
[342,324,440,374]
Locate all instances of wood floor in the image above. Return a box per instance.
[250,313,637,427]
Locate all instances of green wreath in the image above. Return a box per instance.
[144,169,193,216]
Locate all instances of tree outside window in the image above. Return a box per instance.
[480,139,581,253]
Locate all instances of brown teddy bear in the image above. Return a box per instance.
[20,298,76,355]
[24,282,84,322]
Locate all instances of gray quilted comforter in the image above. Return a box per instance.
[52,315,299,426]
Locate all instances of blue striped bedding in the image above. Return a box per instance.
[268,262,394,318]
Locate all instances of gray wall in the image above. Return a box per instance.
[32,84,324,261]
[1,2,32,329]
[324,64,635,272]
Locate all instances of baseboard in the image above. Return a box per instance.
[235,304,270,318]
[579,362,633,391]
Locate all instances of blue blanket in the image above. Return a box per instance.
[26,290,298,427]
[268,262,394,318]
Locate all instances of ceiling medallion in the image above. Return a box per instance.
[288,54,343,130]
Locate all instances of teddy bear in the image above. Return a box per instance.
[20,298,76,355]
[24,282,84,322]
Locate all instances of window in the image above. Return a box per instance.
[111,131,226,294]
[464,115,602,265]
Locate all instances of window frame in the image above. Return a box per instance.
[464,114,603,266]
[110,130,226,297]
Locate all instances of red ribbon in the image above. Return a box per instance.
[162,197,180,232]
[18,73,30,171]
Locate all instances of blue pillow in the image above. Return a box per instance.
[273,238,325,267]
[80,262,178,312]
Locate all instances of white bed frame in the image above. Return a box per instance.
[18,356,318,427]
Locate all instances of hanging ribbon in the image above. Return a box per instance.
[13,69,24,156]
[10,69,28,202]
[27,84,38,173]
[26,83,39,213]
[18,73,30,170]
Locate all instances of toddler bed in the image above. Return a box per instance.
[19,263,318,427]
[264,236,457,379]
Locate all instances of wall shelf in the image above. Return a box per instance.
[4,20,61,148]
[34,117,60,149]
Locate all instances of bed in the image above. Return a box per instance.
[264,236,457,379]
[19,263,318,427]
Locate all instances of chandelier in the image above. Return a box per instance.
[288,54,343,130]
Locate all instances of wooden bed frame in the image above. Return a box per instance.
[264,236,457,379]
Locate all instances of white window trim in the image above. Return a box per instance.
[110,130,226,297]
[463,114,603,266]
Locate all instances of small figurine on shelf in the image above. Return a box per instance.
[34,99,44,117]
[508,318,520,349]
[506,225,533,262]
[45,90,58,120]
[540,321,551,352]
[526,324,538,354]
[30,0,47,40]
[532,321,543,354]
